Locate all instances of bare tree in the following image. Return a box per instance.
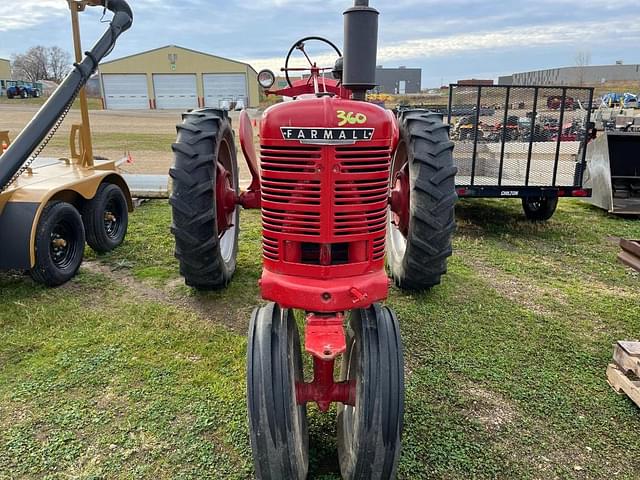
[48,46,72,83]
[11,46,71,83]
[575,50,592,86]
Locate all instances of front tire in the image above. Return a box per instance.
[170,109,240,290]
[337,304,404,480]
[30,202,85,287]
[388,110,457,290]
[247,303,309,480]
[522,196,558,221]
[83,183,129,253]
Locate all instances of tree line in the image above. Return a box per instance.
[11,46,71,83]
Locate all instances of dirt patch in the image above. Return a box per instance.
[81,261,250,334]
[458,252,567,317]
[465,386,517,432]
[0,104,259,184]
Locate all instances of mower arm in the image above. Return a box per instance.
[0,0,133,191]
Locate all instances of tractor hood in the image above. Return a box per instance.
[260,96,398,148]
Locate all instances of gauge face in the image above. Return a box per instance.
[258,69,276,89]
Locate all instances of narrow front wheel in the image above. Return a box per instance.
[247,303,309,479]
[337,304,404,480]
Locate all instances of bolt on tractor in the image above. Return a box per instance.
[0,0,133,286]
[169,0,457,477]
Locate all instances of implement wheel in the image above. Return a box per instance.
[30,202,85,287]
[522,196,558,221]
[247,303,308,479]
[170,109,239,290]
[83,183,129,253]
[388,110,457,291]
[337,304,404,480]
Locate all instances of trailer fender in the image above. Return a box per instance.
[0,201,39,270]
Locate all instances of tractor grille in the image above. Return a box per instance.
[334,146,390,244]
[260,144,390,263]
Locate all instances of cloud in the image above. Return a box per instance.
[243,19,640,72]
[0,0,68,32]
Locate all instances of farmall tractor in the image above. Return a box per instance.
[170,1,457,477]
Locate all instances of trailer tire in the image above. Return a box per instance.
[247,303,309,480]
[83,183,129,253]
[30,202,85,287]
[522,196,558,221]
[337,304,404,480]
[387,110,457,290]
[170,109,239,290]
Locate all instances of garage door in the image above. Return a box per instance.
[203,74,247,108]
[102,74,149,110]
[153,74,198,110]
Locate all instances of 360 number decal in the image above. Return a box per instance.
[337,110,367,127]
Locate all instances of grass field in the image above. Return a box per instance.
[0,96,103,110]
[1,199,639,479]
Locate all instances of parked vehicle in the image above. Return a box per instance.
[6,81,42,99]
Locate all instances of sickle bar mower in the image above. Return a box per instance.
[170,1,457,477]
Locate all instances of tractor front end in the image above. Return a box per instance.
[170,1,457,478]
[258,96,398,312]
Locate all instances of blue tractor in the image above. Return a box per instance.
[6,81,41,99]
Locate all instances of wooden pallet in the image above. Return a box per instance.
[607,341,640,408]
[619,239,640,273]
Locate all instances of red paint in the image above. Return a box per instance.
[258,95,396,311]
[239,110,261,196]
[268,77,352,100]
[215,162,236,234]
[389,164,410,237]
[304,312,346,360]
[260,269,388,312]
[296,312,355,412]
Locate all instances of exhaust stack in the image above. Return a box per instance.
[342,0,379,100]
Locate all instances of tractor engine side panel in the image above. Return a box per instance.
[258,96,397,311]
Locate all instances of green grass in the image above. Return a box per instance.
[1,199,639,479]
[45,132,176,153]
[0,96,103,110]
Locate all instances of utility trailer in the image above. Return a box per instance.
[447,84,595,220]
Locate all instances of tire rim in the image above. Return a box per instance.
[103,198,124,239]
[527,199,543,212]
[50,221,79,269]
[388,139,409,259]
[217,136,239,264]
[340,336,361,451]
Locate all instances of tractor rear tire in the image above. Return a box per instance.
[170,109,239,290]
[83,183,129,253]
[522,196,558,221]
[247,303,309,480]
[387,110,457,290]
[30,202,85,287]
[337,304,404,480]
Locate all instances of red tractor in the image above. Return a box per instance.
[170,1,456,477]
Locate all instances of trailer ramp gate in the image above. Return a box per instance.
[447,84,594,198]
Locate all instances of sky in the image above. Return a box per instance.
[1,0,639,88]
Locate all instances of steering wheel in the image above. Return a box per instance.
[284,36,342,88]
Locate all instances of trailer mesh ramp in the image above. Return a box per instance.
[448,85,594,194]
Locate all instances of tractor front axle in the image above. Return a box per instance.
[295,312,356,412]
